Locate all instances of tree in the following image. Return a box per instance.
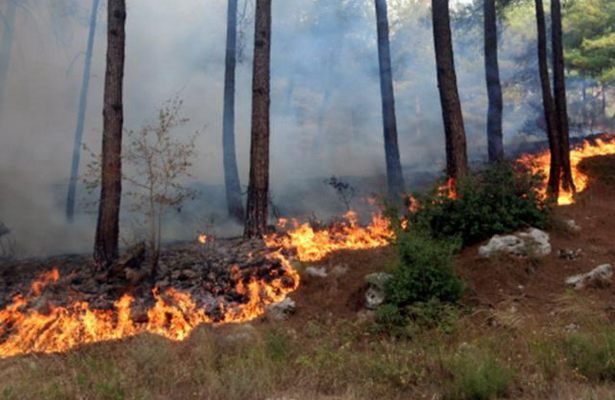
[123,99,197,269]
[66,0,101,221]
[0,0,18,118]
[534,0,562,197]
[551,0,575,192]
[375,0,405,200]
[432,0,468,180]
[484,0,504,162]
[222,0,245,223]
[94,0,126,266]
[244,0,271,238]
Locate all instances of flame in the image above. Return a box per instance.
[437,178,458,200]
[0,253,299,358]
[197,233,208,244]
[518,134,615,205]
[265,210,394,262]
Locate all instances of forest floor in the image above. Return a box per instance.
[2,156,615,399]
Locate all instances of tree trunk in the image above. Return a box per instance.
[535,0,561,197]
[66,0,100,221]
[375,0,405,200]
[244,0,271,238]
[484,0,504,162]
[0,0,18,118]
[222,0,245,223]
[551,0,575,192]
[432,0,468,180]
[94,0,126,266]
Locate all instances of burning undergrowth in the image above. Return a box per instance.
[0,240,300,358]
[518,133,615,205]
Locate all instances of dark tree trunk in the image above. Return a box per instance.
[432,0,468,180]
[551,0,575,192]
[0,0,17,118]
[375,0,405,200]
[244,0,271,238]
[66,0,101,221]
[222,0,245,223]
[484,0,504,162]
[94,0,126,266]
[535,0,561,197]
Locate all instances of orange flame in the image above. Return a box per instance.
[197,233,208,244]
[0,253,299,358]
[518,134,615,205]
[265,210,394,262]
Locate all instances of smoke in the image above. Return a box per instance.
[0,0,569,257]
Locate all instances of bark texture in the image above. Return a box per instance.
[375,0,405,200]
[244,0,272,238]
[484,0,504,162]
[535,0,561,197]
[432,0,468,180]
[223,0,245,222]
[67,0,101,221]
[551,0,575,192]
[94,0,126,266]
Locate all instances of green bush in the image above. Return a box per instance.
[409,163,550,246]
[443,347,515,400]
[386,230,464,307]
[563,331,615,381]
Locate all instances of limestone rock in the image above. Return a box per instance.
[364,272,393,310]
[304,266,328,278]
[479,228,551,258]
[266,297,296,321]
[566,264,613,290]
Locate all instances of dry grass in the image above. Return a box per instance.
[1,314,615,400]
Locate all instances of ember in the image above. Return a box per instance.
[518,134,615,205]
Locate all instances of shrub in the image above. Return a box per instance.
[443,347,515,400]
[563,331,615,381]
[385,230,464,307]
[409,163,550,246]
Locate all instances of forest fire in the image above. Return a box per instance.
[265,211,394,262]
[518,134,615,205]
[0,252,299,358]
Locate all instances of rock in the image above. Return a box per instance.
[266,297,296,321]
[364,272,393,310]
[566,264,613,290]
[564,323,579,333]
[304,266,328,278]
[365,272,393,289]
[331,264,349,277]
[224,324,258,344]
[559,248,582,261]
[478,228,551,258]
[564,219,581,232]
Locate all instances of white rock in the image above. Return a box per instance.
[266,297,296,321]
[564,219,581,232]
[364,272,393,309]
[364,286,386,310]
[566,264,613,290]
[304,266,328,278]
[478,228,551,258]
[331,264,349,277]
